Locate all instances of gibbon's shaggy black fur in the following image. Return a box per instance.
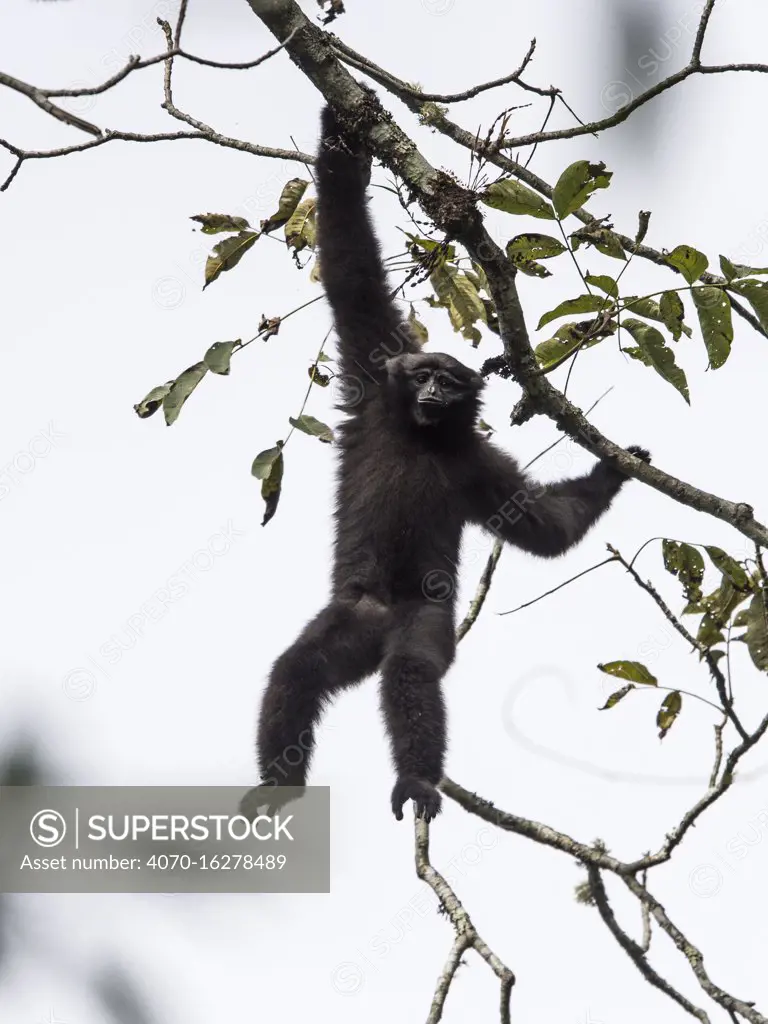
[255,105,649,823]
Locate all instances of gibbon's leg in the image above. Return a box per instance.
[256,598,387,793]
[379,602,456,822]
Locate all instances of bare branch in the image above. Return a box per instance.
[415,818,515,1023]
[588,867,711,1023]
[456,540,503,642]
[0,69,102,137]
[621,873,767,1024]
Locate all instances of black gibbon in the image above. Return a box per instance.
[254,105,649,822]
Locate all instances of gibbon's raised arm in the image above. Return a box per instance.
[315,105,416,388]
[467,442,649,558]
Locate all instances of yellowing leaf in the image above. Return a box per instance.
[260,178,310,234]
[657,691,682,739]
[190,213,251,234]
[204,231,259,288]
[623,319,690,403]
[665,245,708,285]
[285,197,317,252]
[598,661,657,685]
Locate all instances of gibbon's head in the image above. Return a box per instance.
[386,352,484,429]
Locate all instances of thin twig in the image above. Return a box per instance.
[415,818,515,1023]
[588,867,711,1022]
[499,556,617,616]
[609,545,749,741]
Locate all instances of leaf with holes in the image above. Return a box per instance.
[407,306,429,347]
[480,179,556,220]
[430,265,487,344]
[506,233,567,262]
[534,322,607,370]
[204,340,241,376]
[662,540,705,605]
[134,382,173,419]
[553,160,612,219]
[204,231,259,288]
[191,213,251,235]
[599,684,635,710]
[598,661,657,685]
[691,287,733,369]
[571,227,626,261]
[623,319,690,403]
[665,245,708,285]
[728,279,768,331]
[657,691,682,739]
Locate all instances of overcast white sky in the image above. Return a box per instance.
[2,1,768,1021]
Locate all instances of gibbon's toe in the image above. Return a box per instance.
[626,445,651,464]
[238,783,305,821]
[391,777,442,823]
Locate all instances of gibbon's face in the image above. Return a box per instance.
[387,353,484,427]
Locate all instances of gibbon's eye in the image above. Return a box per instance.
[414,372,431,386]
[437,374,456,388]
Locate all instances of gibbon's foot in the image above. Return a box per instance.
[391,777,442,823]
[626,445,651,464]
[238,782,306,821]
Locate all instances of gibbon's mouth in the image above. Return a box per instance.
[417,395,446,406]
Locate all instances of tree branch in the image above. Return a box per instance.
[588,867,711,1023]
[415,818,515,1023]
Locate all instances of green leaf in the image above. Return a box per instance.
[477,419,495,435]
[598,661,657,685]
[316,352,332,363]
[552,160,612,219]
[691,287,733,369]
[190,213,251,234]
[659,290,691,340]
[599,683,635,710]
[534,322,607,370]
[511,257,551,278]
[623,319,690,403]
[480,179,556,220]
[571,227,626,261]
[204,340,241,375]
[703,546,751,591]
[697,614,724,649]
[662,540,705,605]
[719,255,768,281]
[288,414,334,443]
[162,362,208,426]
[623,295,663,321]
[284,197,317,252]
[407,305,429,347]
[204,231,259,288]
[134,382,173,419]
[260,178,310,234]
[505,233,567,261]
[251,445,283,481]
[665,245,708,285]
[537,294,610,330]
[657,691,682,740]
[585,274,618,298]
[728,279,768,331]
[742,594,768,671]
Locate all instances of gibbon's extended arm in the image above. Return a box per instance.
[467,442,648,557]
[315,106,416,386]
